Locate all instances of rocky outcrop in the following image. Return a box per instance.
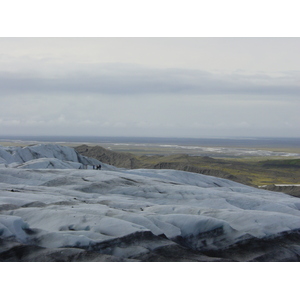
[261,185,300,198]
[75,145,140,168]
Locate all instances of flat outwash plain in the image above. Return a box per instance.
[1,142,300,262]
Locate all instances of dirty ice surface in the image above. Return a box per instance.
[1,144,300,261]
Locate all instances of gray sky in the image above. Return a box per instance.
[0,37,299,138]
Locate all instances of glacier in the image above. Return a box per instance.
[1,144,300,261]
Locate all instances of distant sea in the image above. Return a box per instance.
[1,135,300,148]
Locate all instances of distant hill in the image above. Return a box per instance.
[74,144,140,169]
[74,144,300,198]
[74,145,254,185]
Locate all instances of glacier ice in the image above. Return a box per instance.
[1,144,300,261]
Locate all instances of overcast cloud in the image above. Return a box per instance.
[0,37,299,138]
[1,66,299,96]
